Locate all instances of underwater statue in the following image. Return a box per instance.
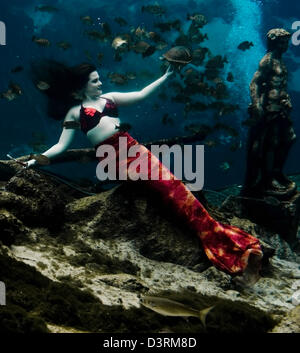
[26,59,263,282]
[243,28,296,198]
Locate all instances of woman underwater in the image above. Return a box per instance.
[26,60,263,283]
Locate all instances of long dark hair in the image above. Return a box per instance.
[31,60,97,120]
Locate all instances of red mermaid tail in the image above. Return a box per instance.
[96,132,263,276]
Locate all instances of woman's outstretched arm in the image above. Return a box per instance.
[25,107,78,167]
[104,66,173,106]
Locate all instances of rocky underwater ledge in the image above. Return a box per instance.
[0,161,300,333]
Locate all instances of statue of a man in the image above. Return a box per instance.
[242,28,296,198]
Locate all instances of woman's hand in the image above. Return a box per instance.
[164,65,174,78]
[24,159,37,169]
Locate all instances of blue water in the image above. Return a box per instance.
[1,0,300,189]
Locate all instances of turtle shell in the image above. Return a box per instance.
[163,46,192,64]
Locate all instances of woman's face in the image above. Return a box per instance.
[84,71,102,98]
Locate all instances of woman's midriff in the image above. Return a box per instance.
[87,115,121,147]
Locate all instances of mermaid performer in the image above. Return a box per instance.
[27,60,263,282]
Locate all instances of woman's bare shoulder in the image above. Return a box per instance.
[101,93,115,103]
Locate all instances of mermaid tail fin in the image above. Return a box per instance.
[199,222,263,276]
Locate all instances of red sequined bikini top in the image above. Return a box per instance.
[80,98,119,134]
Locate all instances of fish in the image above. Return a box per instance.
[115,123,132,132]
[108,72,128,85]
[230,140,242,152]
[147,31,163,42]
[114,17,128,26]
[80,16,93,25]
[1,89,17,101]
[32,36,51,47]
[154,20,181,32]
[155,41,168,50]
[29,154,51,165]
[56,41,71,50]
[133,41,156,57]
[36,81,50,90]
[141,4,166,16]
[126,72,136,80]
[35,5,58,13]
[219,162,230,171]
[226,72,234,82]
[9,82,22,95]
[186,13,207,28]
[140,296,214,327]
[112,36,128,50]
[11,66,24,73]
[84,30,107,41]
[205,140,217,148]
[1,82,22,101]
[237,41,254,51]
[214,123,239,137]
[100,22,112,37]
[161,113,174,126]
[97,52,104,64]
[84,50,93,61]
[134,26,146,38]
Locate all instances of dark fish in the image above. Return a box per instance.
[229,140,242,151]
[147,31,163,42]
[141,5,166,16]
[158,92,167,100]
[155,41,168,50]
[185,101,207,112]
[237,41,254,51]
[63,121,80,129]
[133,41,156,57]
[219,161,230,171]
[154,20,181,32]
[56,41,71,50]
[186,13,207,28]
[36,81,50,90]
[1,90,17,101]
[84,30,107,41]
[161,113,174,126]
[184,124,202,133]
[10,82,22,95]
[214,123,239,137]
[97,52,104,64]
[11,66,24,73]
[32,36,51,47]
[114,17,128,26]
[108,72,128,85]
[84,50,92,61]
[115,123,132,132]
[29,153,50,165]
[226,72,234,82]
[80,16,93,25]
[100,22,112,36]
[35,5,58,13]
[205,140,217,148]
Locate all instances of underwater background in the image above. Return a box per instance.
[1,0,300,190]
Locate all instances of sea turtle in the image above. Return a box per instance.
[161,46,192,70]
